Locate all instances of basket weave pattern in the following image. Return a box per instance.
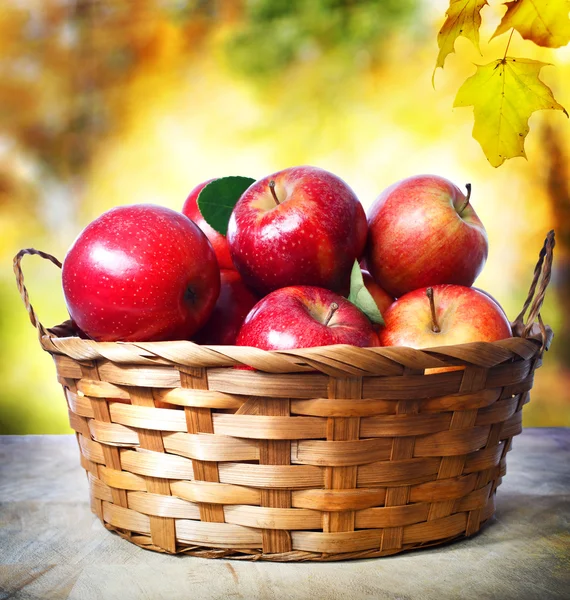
[13,233,554,561]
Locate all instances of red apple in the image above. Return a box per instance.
[378,284,511,350]
[362,269,394,316]
[227,166,367,295]
[194,269,259,345]
[366,175,488,298]
[473,287,509,319]
[237,286,378,350]
[62,204,220,342]
[182,179,235,270]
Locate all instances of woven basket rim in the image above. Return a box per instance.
[40,323,548,351]
[40,323,552,356]
[34,321,551,376]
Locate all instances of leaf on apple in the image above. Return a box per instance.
[347,261,385,326]
[197,176,256,236]
[454,58,568,167]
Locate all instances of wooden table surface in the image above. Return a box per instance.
[1,429,568,600]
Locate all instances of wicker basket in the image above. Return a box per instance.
[13,231,554,561]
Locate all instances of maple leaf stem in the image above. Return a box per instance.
[269,180,280,205]
[503,29,515,59]
[323,302,339,327]
[458,183,472,214]
[426,288,441,333]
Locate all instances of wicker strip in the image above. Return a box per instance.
[224,506,321,531]
[212,414,327,439]
[128,387,177,551]
[292,438,392,466]
[12,231,556,560]
[175,520,262,549]
[180,366,225,525]
[258,398,293,553]
[163,432,259,462]
[322,377,362,536]
[291,488,387,511]
[379,395,419,551]
[127,492,201,520]
[45,340,544,376]
[171,480,261,506]
[218,463,323,489]
[99,466,146,491]
[357,457,440,486]
[121,449,194,480]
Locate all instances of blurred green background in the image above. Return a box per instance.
[1,0,569,434]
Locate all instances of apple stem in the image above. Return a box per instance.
[426,287,441,333]
[269,180,280,205]
[323,302,339,326]
[458,183,472,215]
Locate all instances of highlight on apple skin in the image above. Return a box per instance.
[236,285,379,351]
[62,204,220,342]
[227,166,368,296]
[366,175,488,299]
[378,284,512,350]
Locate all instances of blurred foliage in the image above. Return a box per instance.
[223,0,418,78]
[0,0,569,433]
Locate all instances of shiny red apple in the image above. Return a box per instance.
[194,269,259,345]
[378,284,511,349]
[227,166,367,295]
[182,178,235,270]
[62,204,220,342]
[237,286,378,350]
[366,175,488,298]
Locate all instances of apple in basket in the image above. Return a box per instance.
[227,166,368,296]
[237,286,379,350]
[194,269,259,345]
[182,178,235,271]
[378,284,512,349]
[62,204,220,342]
[366,175,488,298]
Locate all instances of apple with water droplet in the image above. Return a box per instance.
[378,284,511,349]
[227,166,368,296]
[62,204,220,342]
[237,286,378,350]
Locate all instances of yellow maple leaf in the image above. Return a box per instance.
[434,0,488,80]
[492,0,570,48]
[454,58,568,167]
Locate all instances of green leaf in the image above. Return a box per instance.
[197,176,256,235]
[347,261,385,326]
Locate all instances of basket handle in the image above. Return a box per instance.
[13,248,63,339]
[512,230,555,351]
